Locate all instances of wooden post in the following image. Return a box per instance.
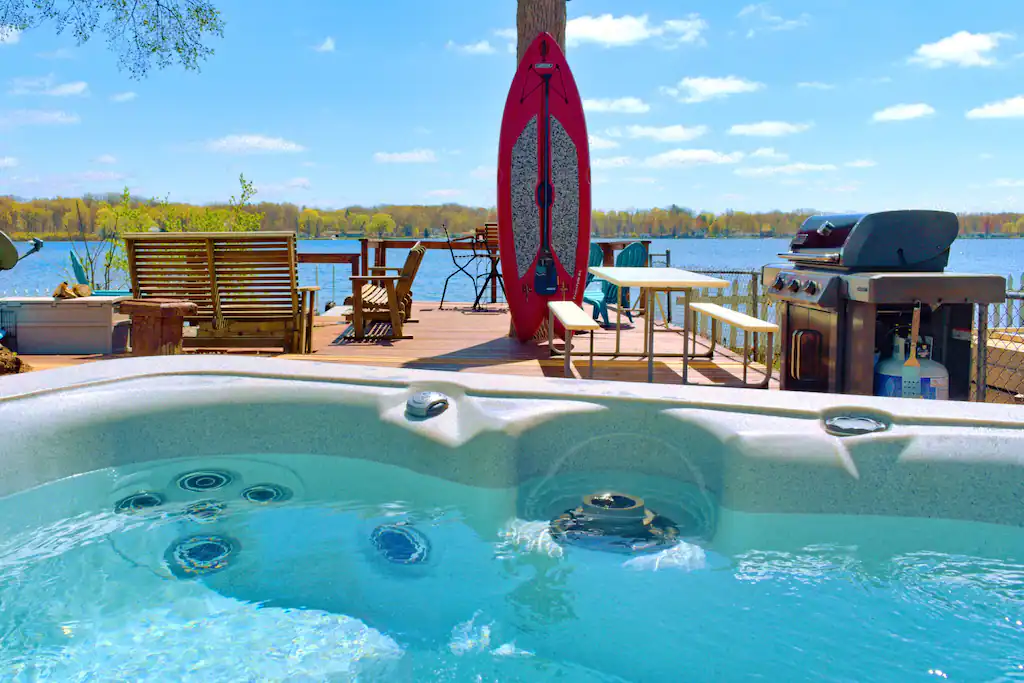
[121,299,198,356]
[516,0,567,62]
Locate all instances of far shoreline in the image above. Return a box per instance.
[12,234,1023,243]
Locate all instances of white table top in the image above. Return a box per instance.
[588,266,730,289]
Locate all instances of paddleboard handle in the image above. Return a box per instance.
[533,38,559,297]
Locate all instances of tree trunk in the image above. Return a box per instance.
[517,0,567,63]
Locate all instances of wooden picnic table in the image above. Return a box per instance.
[588,266,729,383]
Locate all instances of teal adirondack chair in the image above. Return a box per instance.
[70,251,131,296]
[584,243,603,287]
[584,241,647,326]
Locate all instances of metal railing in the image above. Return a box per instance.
[675,268,780,366]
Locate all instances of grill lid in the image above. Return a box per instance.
[780,210,959,272]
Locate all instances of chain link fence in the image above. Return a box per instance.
[981,290,1024,404]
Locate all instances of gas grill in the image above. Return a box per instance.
[762,210,1006,400]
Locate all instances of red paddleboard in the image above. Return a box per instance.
[498,32,591,342]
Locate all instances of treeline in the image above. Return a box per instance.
[2,193,1022,240]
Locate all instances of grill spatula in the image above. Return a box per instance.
[901,303,922,399]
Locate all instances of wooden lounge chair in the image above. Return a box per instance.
[125,231,319,353]
[345,242,426,340]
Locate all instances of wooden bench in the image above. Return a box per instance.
[681,300,778,388]
[125,232,319,353]
[547,301,601,378]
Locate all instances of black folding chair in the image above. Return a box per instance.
[471,222,506,310]
[439,224,485,310]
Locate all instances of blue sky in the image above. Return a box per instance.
[1,0,1023,213]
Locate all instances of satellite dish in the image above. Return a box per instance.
[0,231,17,271]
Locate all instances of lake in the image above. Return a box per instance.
[3,238,1023,312]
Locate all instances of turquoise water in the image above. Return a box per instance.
[3,238,1023,310]
[1,454,1023,682]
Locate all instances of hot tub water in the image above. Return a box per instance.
[0,453,1021,682]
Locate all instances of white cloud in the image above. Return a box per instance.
[0,156,17,168]
[661,76,764,104]
[592,156,633,169]
[75,170,126,182]
[314,37,335,53]
[735,162,837,177]
[728,121,812,137]
[624,124,708,142]
[909,31,1012,68]
[207,134,306,153]
[0,25,20,44]
[644,149,744,168]
[566,13,708,48]
[110,91,137,103]
[824,182,861,193]
[301,161,318,168]
[738,4,810,37]
[845,159,876,168]
[993,179,1024,188]
[979,153,995,160]
[373,149,437,163]
[589,135,620,150]
[0,109,80,126]
[9,75,89,96]
[797,81,834,90]
[662,17,709,45]
[470,166,493,179]
[583,97,650,114]
[446,39,495,55]
[751,147,787,160]
[37,47,75,59]
[628,177,658,184]
[94,154,117,164]
[966,95,1024,119]
[426,189,463,198]
[872,103,935,122]
[493,28,516,54]
[258,177,312,193]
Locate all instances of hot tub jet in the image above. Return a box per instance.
[176,470,233,493]
[550,492,679,554]
[114,491,164,515]
[166,535,237,579]
[371,523,430,565]
[241,483,292,504]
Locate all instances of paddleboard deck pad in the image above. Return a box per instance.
[498,32,591,342]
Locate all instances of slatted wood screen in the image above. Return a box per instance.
[125,232,299,322]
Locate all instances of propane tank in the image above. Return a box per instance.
[874,333,949,400]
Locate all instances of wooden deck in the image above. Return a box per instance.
[287,302,777,386]
[13,302,778,388]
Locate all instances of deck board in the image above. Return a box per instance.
[13,302,779,388]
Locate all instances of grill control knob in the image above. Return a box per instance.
[803,280,818,295]
[772,275,786,290]
[788,279,801,292]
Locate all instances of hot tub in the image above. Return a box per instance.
[1,357,1022,681]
